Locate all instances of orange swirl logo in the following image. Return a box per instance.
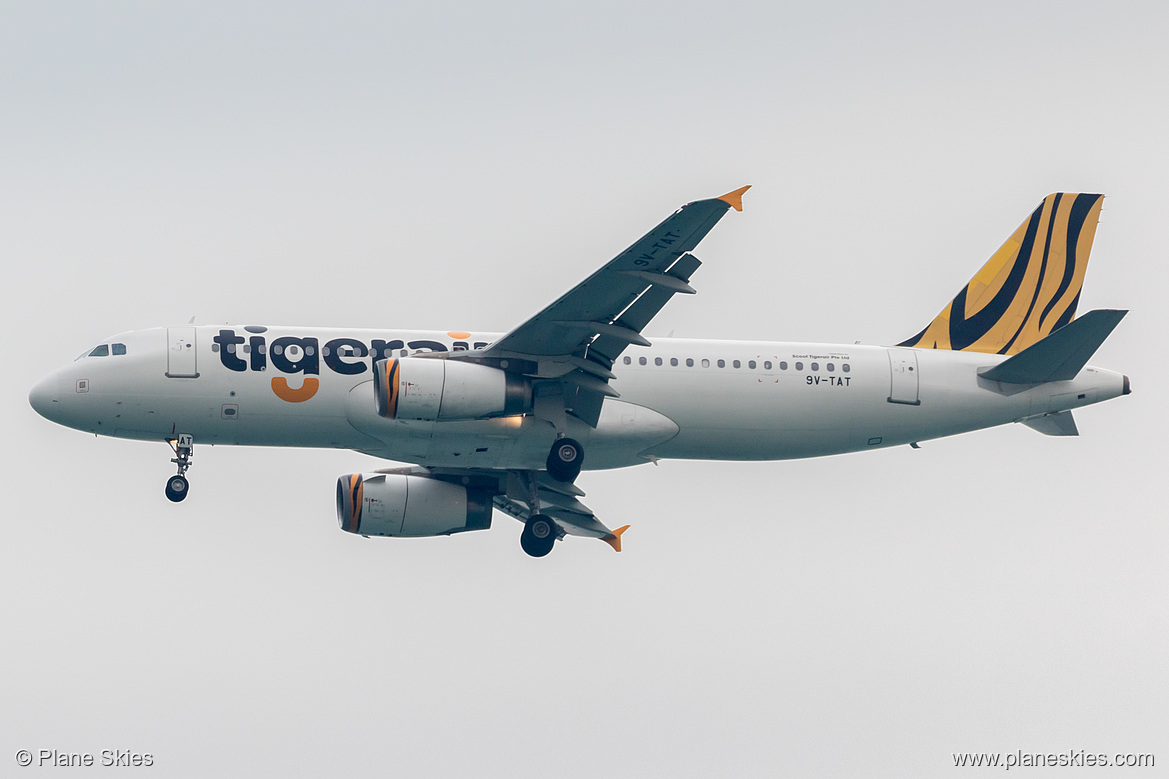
[271,376,320,402]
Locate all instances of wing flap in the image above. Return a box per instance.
[493,477,628,551]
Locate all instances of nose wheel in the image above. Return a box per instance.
[165,434,194,503]
[165,474,189,502]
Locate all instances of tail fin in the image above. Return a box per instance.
[899,193,1104,355]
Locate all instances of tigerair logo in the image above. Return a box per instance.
[213,328,484,403]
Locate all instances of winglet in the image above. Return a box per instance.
[602,525,631,552]
[717,185,751,212]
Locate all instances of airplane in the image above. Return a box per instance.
[28,187,1130,557]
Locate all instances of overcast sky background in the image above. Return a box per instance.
[3,1,1166,776]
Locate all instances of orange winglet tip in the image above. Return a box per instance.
[602,525,631,552]
[717,185,751,212]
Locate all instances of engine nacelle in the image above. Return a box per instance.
[373,357,529,421]
[336,473,493,537]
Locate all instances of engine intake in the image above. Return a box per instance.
[373,357,529,421]
[336,473,493,537]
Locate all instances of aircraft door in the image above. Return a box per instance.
[887,348,920,405]
[166,327,199,378]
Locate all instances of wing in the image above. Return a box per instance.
[493,475,630,552]
[457,186,749,425]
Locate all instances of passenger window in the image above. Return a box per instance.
[112,343,127,355]
[811,362,818,371]
[748,360,756,369]
[655,357,663,366]
[843,363,851,373]
[639,357,647,366]
[623,356,632,365]
[733,360,741,369]
[685,358,694,367]
[717,359,725,368]
[827,362,834,371]
[701,358,710,368]
[763,361,772,370]
[89,345,109,357]
[670,358,679,367]
[795,361,804,371]
[779,361,788,370]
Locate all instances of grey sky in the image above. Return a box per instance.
[3,1,1166,776]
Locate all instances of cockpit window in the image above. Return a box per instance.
[112,343,127,355]
[89,345,109,357]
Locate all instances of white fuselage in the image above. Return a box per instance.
[30,325,1127,470]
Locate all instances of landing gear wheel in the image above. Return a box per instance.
[545,437,583,483]
[166,434,194,503]
[520,514,557,558]
[165,474,189,502]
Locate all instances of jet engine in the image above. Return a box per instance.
[373,357,529,421]
[336,473,493,537]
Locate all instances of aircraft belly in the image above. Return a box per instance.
[343,380,681,470]
[617,362,879,460]
[579,400,680,469]
[345,379,542,467]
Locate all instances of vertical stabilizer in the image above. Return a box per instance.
[900,193,1104,355]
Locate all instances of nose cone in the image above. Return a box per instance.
[29,375,60,420]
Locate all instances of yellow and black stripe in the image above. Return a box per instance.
[373,358,402,419]
[336,473,364,534]
[899,193,1104,355]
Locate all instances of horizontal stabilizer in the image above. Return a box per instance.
[1022,411,1079,436]
[979,309,1127,384]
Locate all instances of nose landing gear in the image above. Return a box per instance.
[165,434,194,502]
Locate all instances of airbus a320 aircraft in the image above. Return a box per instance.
[29,188,1130,557]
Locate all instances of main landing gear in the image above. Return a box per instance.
[517,436,582,557]
[520,514,556,558]
[545,437,583,483]
[165,434,194,502]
